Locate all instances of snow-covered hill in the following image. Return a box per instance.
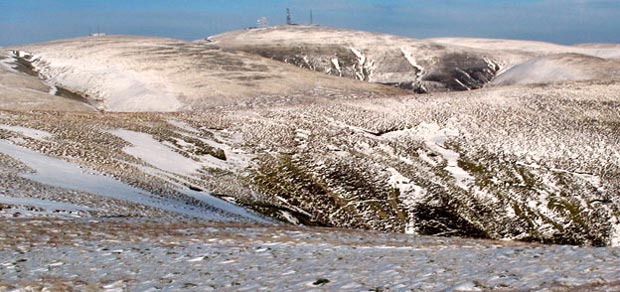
[1,77,619,246]
[491,53,620,86]
[2,35,397,112]
[1,29,620,248]
[212,26,620,91]
[211,26,503,92]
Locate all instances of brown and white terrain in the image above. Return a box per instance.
[1,25,620,290]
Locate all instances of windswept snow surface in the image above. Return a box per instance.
[492,53,620,86]
[429,37,620,59]
[2,221,620,291]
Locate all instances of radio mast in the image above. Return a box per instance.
[286,8,292,25]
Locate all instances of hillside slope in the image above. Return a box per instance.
[1,29,620,246]
[491,53,620,86]
[212,26,620,90]
[3,35,398,112]
[0,51,93,111]
[1,79,619,246]
[211,26,503,92]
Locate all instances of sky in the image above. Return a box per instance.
[1,0,619,46]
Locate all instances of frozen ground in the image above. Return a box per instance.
[1,219,620,291]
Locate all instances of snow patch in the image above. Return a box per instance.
[47,84,58,96]
[400,47,424,76]
[279,210,300,225]
[454,78,471,91]
[111,129,201,176]
[386,167,426,234]
[0,125,53,141]
[168,120,200,133]
[179,188,271,224]
[383,123,475,190]
[350,47,366,65]
[331,58,342,76]
[0,52,18,73]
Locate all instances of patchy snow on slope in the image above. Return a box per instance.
[350,47,366,66]
[195,129,253,170]
[47,84,58,96]
[0,140,265,222]
[167,119,200,133]
[179,188,271,224]
[386,167,424,200]
[330,58,341,76]
[167,120,253,169]
[0,52,18,73]
[386,167,426,234]
[383,123,475,190]
[0,124,53,141]
[111,129,201,175]
[0,196,92,213]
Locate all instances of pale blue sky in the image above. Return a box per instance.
[1,0,619,46]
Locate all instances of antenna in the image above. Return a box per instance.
[286,8,292,25]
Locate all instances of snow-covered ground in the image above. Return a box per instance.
[1,72,618,245]
[491,53,620,86]
[0,51,93,112]
[1,220,619,291]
